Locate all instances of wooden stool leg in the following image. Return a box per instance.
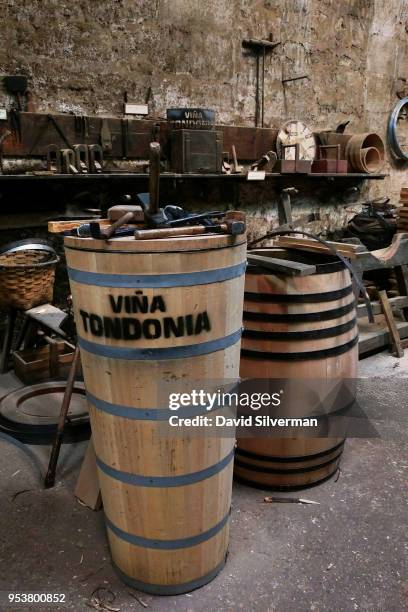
[378,290,404,357]
[395,265,408,321]
[1,308,18,373]
[44,345,81,488]
[15,314,30,351]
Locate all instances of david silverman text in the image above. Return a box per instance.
[168,415,318,427]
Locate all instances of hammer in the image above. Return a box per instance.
[134,211,246,240]
[134,220,245,240]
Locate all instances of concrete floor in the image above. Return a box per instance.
[0,353,407,612]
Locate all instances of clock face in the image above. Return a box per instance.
[277,120,316,160]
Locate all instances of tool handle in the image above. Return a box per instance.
[232,145,238,166]
[148,142,161,215]
[134,220,245,240]
[103,211,135,239]
[135,225,208,240]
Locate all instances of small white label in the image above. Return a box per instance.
[0,108,7,120]
[124,104,148,115]
[247,170,266,181]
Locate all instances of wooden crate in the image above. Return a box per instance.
[13,342,80,384]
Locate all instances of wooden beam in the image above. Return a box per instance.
[357,295,408,318]
[359,317,408,357]
[247,253,316,276]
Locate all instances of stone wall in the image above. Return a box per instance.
[1,0,408,234]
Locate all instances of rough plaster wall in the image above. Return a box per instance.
[0,0,407,235]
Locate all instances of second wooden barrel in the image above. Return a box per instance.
[235,248,358,489]
[65,232,246,594]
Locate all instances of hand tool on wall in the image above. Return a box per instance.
[251,149,277,171]
[73,144,89,173]
[74,115,90,140]
[4,75,28,111]
[9,108,22,142]
[0,129,11,174]
[231,145,243,173]
[60,149,78,174]
[121,118,129,158]
[88,144,104,173]
[100,118,112,153]
[242,35,281,127]
[46,144,61,173]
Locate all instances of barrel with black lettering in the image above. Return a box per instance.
[235,248,358,489]
[64,233,246,594]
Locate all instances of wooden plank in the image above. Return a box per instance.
[273,237,359,258]
[48,219,109,233]
[247,253,316,276]
[74,438,102,511]
[378,290,404,357]
[276,236,360,252]
[357,295,408,318]
[359,317,408,357]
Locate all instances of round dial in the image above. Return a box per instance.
[277,120,316,160]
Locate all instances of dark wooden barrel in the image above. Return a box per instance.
[235,248,358,489]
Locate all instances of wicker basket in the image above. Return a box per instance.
[0,246,59,310]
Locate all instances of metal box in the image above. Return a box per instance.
[170,129,223,173]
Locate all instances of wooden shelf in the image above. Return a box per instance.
[0,172,388,181]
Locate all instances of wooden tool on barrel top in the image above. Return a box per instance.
[130,142,246,238]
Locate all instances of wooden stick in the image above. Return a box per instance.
[48,219,109,233]
[44,345,81,488]
[148,142,161,215]
[378,290,404,357]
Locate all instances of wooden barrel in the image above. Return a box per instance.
[64,233,246,594]
[235,248,358,489]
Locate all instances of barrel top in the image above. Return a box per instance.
[64,233,246,254]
